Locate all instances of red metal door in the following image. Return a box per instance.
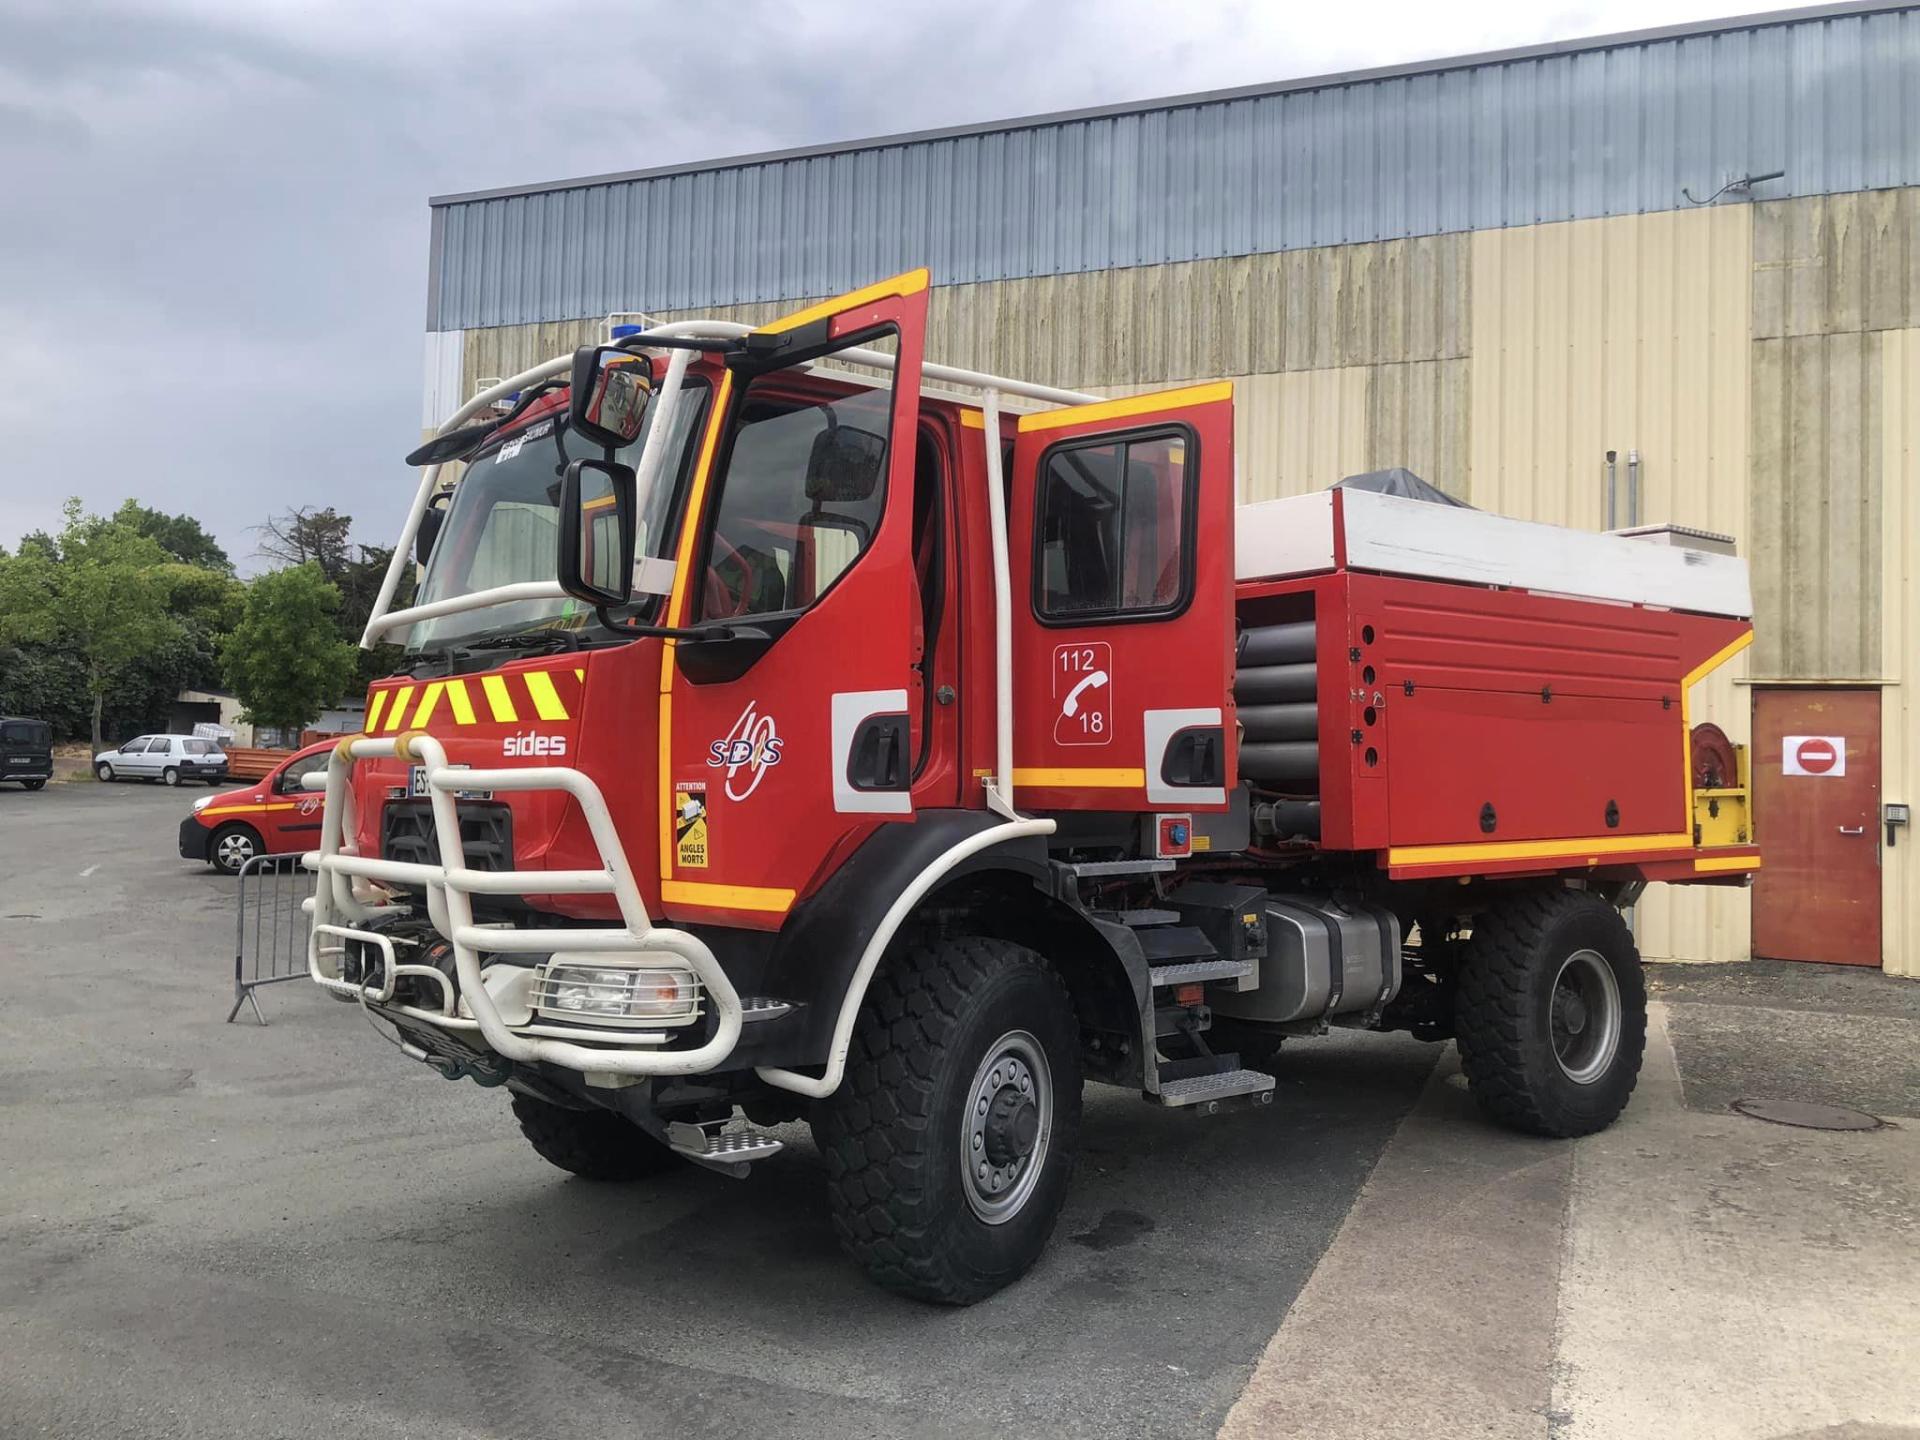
[1007,383,1237,813]
[1751,687,1882,965]
[657,272,929,926]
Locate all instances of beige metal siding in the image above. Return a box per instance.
[1883,329,1920,978]
[1467,208,1755,963]
[1749,333,1884,679]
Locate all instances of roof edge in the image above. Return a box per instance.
[428,0,1909,207]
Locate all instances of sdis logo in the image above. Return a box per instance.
[707,702,784,801]
[503,731,567,758]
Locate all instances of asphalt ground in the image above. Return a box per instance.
[0,781,1442,1439]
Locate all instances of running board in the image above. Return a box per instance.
[1151,1069,1275,1111]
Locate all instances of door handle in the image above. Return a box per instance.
[1838,825,1866,836]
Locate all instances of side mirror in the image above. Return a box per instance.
[804,423,886,503]
[558,458,637,607]
[569,346,653,450]
[414,501,446,568]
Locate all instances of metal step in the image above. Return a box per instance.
[1112,907,1182,927]
[738,996,793,1023]
[1067,859,1176,878]
[667,1123,785,1173]
[1152,1068,1276,1110]
[1149,957,1257,988]
[1134,925,1219,963]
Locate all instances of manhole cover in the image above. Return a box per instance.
[1731,1097,1885,1131]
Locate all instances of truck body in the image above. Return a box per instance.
[307,270,1756,1301]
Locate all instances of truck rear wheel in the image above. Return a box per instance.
[1454,888,1646,1138]
[509,1092,685,1181]
[815,935,1083,1305]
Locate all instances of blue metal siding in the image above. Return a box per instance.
[430,5,1920,330]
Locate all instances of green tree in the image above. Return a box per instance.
[221,563,357,731]
[114,499,233,574]
[0,499,185,746]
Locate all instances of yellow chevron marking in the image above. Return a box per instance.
[445,679,476,725]
[410,681,445,727]
[365,689,388,731]
[382,685,415,733]
[524,670,568,721]
[480,674,518,723]
[574,668,585,683]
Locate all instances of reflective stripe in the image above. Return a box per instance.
[1015,381,1233,433]
[661,880,796,914]
[445,679,476,725]
[365,689,388,731]
[410,681,445,727]
[383,685,415,733]
[524,670,568,721]
[480,674,518,723]
[1388,832,1694,868]
[1013,767,1145,787]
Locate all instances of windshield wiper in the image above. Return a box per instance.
[456,627,586,657]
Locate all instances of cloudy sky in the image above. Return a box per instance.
[0,0,1807,570]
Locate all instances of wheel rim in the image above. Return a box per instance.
[163,769,179,786]
[961,1029,1052,1226]
[217,832,255,870]
[97,764,111,780]
[1551,948,1622,1085]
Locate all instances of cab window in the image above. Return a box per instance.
[1035,430,1193,622]
[698,364,894,621]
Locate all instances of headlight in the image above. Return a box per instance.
[531,961,702,1028]
[192,795,213,812]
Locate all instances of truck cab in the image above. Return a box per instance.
[309,270,1756,1303]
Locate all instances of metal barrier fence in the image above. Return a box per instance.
[226,853,312,1024]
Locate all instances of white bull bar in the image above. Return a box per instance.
[307,730,745,1078]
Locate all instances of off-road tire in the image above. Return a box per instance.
[95,762,114,782]
[814,935,1083,1305]
[1454,888,1646,1138]
[509,1092,686,1181]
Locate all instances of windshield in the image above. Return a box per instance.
[401,378,709,654]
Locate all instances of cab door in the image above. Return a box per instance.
[1007,383,1238,813]
[659,271,930,925]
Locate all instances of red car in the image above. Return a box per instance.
[179,740,334,875]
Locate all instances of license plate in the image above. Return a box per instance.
[410,764,490,801]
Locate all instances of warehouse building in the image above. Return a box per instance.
[418,0,1920,976]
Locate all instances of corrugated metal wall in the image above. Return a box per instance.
[1466,205,1756,963]
[1749,189,1920,678]
[429,4,1920,330]
[1883,328,1920,977]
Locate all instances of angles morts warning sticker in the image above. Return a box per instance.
[674,781,709,869]
[1782,735,1846,777]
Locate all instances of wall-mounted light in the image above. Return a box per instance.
[1682,169,1786,206]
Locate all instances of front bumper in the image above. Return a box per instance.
[307,732,746,1082]
[178,814,211,860]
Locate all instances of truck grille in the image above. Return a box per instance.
[381,799,513,872]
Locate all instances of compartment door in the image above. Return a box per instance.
[1007,383,1237,813]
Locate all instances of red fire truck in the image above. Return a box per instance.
[309,270,1756,1303]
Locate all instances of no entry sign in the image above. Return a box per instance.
[1782,734,1846,777]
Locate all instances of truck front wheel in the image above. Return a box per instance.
[1454,888,1646,1138]
[509,1092,686,1181]
[815,935,1083,1305]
